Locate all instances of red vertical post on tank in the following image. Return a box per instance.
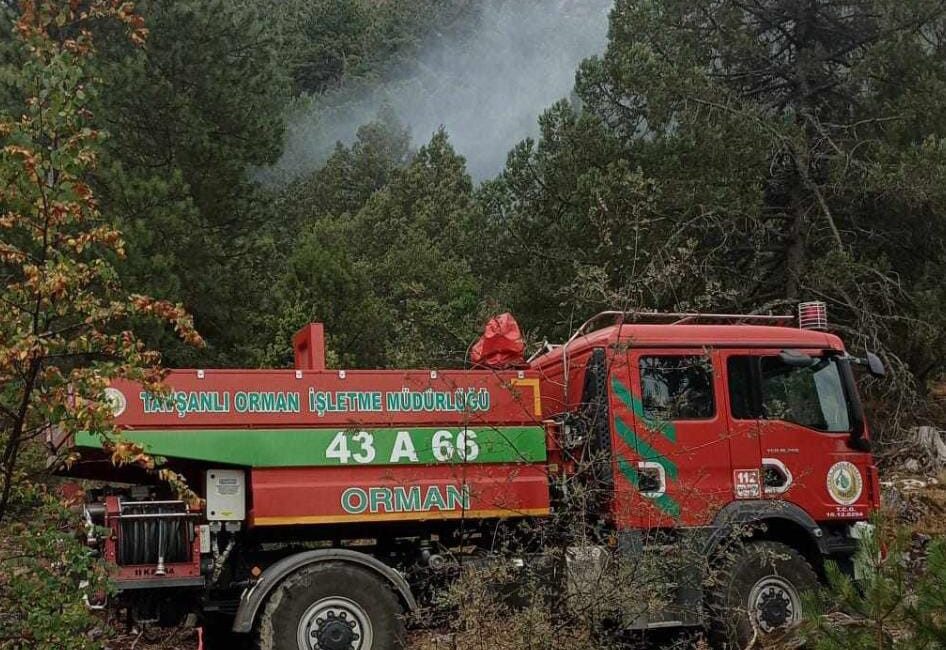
[293,323,326,371]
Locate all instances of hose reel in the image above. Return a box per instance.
[116,500,196,572]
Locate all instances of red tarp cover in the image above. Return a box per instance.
[470,313,526,368]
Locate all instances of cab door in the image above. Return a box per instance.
[755,354,870,520]
[609,348,731,528]
[720,351,871,521]
[721,350,766,502]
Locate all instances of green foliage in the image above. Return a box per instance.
[257,123,484,368]
[0,4,20,114]
[0,1,199,646]
[912,542,946,646]
[82,0,474,368]
[0,0,199,517]
[92,0,290,367]
[286,107,413,227]
[346,129,483,366]
[4,0,941,409]
[803,523,946,649]
[270,0,475,96]
[471,0,946,427]
[0,477,111,650]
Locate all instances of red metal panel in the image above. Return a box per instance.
[249,463,551,526]
[108,369,544,430]
[293,323,326,371]
[609,350,732,529]
[102,497,202,587]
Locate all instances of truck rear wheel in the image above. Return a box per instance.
[256,561,405,650]
[709,540,818,648]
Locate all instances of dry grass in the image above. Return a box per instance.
[883,470,946,535]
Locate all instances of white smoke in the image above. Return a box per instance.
[268,0,612,182]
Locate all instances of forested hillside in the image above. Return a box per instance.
[6,0,944,409]
[4,0,946,648]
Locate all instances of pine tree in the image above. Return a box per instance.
[803,522,946,649]
[482,0,946,419]
[908,541,946,648]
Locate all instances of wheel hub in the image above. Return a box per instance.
[749,577,800,633]
[316,613,356,650]
[297,597,371,650]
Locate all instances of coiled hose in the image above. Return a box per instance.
[117,503,190,565]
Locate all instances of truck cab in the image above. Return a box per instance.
[532,313,879,529]
[530,310,882,643]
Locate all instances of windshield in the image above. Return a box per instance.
[760,356,851,432]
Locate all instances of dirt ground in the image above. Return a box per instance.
[882,470,946,536]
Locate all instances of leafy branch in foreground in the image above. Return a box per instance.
[0,3,202,647]
[0,0,202,525]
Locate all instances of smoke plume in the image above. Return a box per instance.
[269,0,612,182]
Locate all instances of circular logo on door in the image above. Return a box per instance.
[826,461,863,505]
[103,387,127,417]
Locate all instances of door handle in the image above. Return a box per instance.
[636,461,667,497]
[762,458,793,494]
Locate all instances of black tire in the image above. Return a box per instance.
[709,540,818,649]
[256,561,405,650]
[203,613,248,650]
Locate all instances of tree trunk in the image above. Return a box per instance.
[785,185,807,300]
[0,359,40,526]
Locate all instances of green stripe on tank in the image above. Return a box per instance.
[74,426,546,468]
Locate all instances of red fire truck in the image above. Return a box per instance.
[55,307,884,649]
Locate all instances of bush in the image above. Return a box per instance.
[0,476,111,650]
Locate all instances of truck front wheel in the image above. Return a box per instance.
[709,540,818,648]
[256,561,405,650]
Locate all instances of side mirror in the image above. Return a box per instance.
[865,352,886,378]
[779,350,817,368]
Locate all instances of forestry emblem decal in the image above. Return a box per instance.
[103,387,127,417]
[826,461,862,505]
